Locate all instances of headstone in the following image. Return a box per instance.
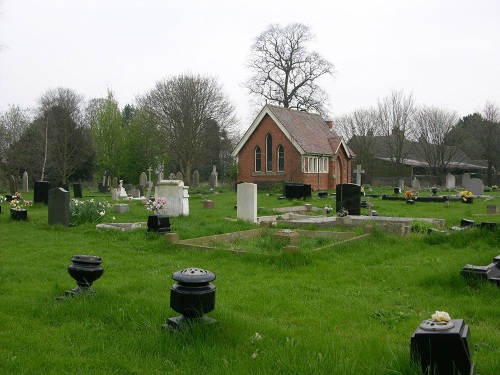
[411,177,421,190]
[465,178,483,196]
[156,164,164,183]
[112,177,118,189]
[124,184,133,195]
[131,188,140,198]
[155,179,189,217]
[73,183,83,198]
[283,183,312,199]
[145,181,153,198]
[101,171,110,193]
[9,175,17,194]
[114,204,129,214]
[22,171,28,192]
[34,181,51,204]
[48,187,70,227]
[137,184,144,197]
[111,188,119,201]
[192,170,200,188]
[336,183,361,216]
[209,165,218,189]
[139,172,147,187]
[237,183,257,224]
[445,173,456,189]
[169,173,175,180]
[147,166,153,182]
[398,179,405,191]
[354,165,365,186]
[175,171,183,182]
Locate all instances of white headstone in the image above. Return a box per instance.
[118,180,128,199]
[111,188,119,201]
[22,171,29,192]
[139,172,147,187]
[411,177,421,190]
[155,179,189,217]
[398,179,405,191]
[445,173,456,189]
[354,165,365,186]
[237,183,257,224]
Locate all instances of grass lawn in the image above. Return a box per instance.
[0,186,499,374]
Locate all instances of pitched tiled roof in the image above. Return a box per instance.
[266,105,344,155]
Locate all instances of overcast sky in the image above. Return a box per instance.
[0,0,499,133]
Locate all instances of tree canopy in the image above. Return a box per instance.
[244,23,335,117]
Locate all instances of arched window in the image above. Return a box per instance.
[254,146,261,172]
[277,145,284,172]
[266,133,272,172]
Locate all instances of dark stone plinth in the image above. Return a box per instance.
[73,183,83,198]
[147,214,171,233]
[336,183,361,215]
[10,208,27,221]
[283,183,311,200]
[460,219,475,228]
[34,181,51,204]
[317,191,328,198]
[411,319,474,375]
[48,187,70,227]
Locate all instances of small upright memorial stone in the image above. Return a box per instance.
[192,170,200,188]
[73,182,83,198]
[9,175,17,194]
[209,165,218,190]
[22,171,29,192]
[139,172,147,187]
[445,173,456,189]
[354,164,365,186]
[398,179,405,191]
[175,171,183,182]
[411,177,421,190]
[237,183,257,224]
[48,187,70,227]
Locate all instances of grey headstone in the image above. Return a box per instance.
[139,172,147,187]
[169,173,176,180]
[175,171,183,182]
[192,170,200,188]
[48,187,70,227]
[398,179,405,191]
[112,177,118,189]
[124,184,133,195]
[465,178,483,196]
[9,175,17,194]
[137,184,144,197]
[411,177,421,190]
[145,181,153,198]
[111,188,119,201]
[131,188,140,198]
[445,173,456,189]
[22,171,29,192]
[354,165,364,186]
[209,165,218,189]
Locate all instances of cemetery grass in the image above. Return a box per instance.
[0,188,500,374]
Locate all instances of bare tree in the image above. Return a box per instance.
[141,74,237,185]
[413,106,460,185]
[376,90,416,178]
[244,23,335,117]
[477,102,500,185]
[335,108,378,183]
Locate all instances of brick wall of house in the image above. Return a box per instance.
[237,114,303,185]
[237,113,352,191]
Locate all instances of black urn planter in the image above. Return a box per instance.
[165,267,217,331]
[10,208,27,221]
[65,255,104,296]
[431,187,438,196]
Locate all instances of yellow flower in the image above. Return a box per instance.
[431,311,451,322]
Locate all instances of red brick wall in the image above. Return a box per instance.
[237,114,352,190]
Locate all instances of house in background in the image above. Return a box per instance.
[231,105,354,191]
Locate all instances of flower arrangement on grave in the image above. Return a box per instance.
[69,199,111,226]
[492,185,498,190]
[145,197,167,214]
[461,190,473,203]
[405,190,416,201]
[9,192,31,210]
[0,195,5,202]
[431,311,451,324]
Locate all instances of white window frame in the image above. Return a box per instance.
[304,156,329,173]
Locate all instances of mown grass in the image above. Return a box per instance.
[0,186,499,374]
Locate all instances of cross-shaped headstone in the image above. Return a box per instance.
[147,166,153,182]
[354,164,365,186]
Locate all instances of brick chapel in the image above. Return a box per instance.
[231,105,354,191]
